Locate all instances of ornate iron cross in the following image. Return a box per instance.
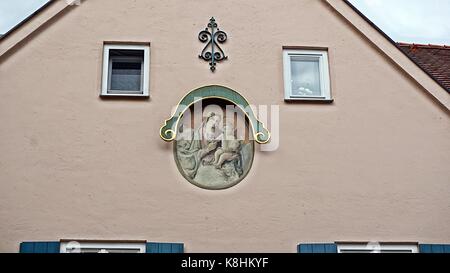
[198,17,228,72]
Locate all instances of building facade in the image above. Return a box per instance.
[0,0,449,253]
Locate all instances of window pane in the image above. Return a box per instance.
[290,57,321,97]
[76,248,141,253]
[110,61,142,91]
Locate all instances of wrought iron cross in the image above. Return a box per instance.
[198,17,228,72]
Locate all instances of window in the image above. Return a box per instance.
[101,44,150,97]
[337,243,419,253]
[283,49,331,101]
[60,241,146,253]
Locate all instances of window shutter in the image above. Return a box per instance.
[146,242,184,253]
[297,243,337,253]
[419,244,450,253]
[20,242,60,253]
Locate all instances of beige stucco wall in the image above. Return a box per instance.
[0,0,449,252]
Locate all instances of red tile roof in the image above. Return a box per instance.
[398,43,450,92]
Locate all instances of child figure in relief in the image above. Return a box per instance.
[213,122,241,169]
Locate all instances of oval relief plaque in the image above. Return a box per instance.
[174,101,254,190]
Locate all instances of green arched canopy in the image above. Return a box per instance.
[160,85,270,144]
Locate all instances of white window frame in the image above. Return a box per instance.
[101,44,150,97]
[283,49,331,101]
[337,243,419,253]
[60,241,146,253]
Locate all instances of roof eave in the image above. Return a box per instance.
[326,0,450,111]
[344,0,450,94]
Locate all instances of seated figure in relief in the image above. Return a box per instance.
[213,122,241,169]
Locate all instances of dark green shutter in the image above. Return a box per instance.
[297,243,337,253]
[20,242,60,253]
[146,242,184,253]
[419,244,450,253]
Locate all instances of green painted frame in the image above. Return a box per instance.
[160,85,270,144]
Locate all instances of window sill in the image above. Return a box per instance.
[100,93,149,99]
[285,98,334,104]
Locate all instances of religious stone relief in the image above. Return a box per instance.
[174,106,254,190]
[160,85,271,190]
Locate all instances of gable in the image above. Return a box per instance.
[0,0,449,253]
[0,0,449,111]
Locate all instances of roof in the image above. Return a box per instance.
[398,43,450,92]
[332,0,449,110]
[0,0,449,111]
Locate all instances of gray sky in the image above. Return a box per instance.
[349,0,450,45]
[0,0,449,45]
[0,0,49,34]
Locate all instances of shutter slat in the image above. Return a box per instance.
[20,242,35,253]
[33,242,48,253]
[298,244,313,253]
[19,242,60,253]
[146,242,184,253]
[419,244,432,253]
[146,242,159,253]
[419,244,450,253]
[160,243,172,253]
[324,243,338,253]
[46,242,60,253]
[171,243,184,253]
[298,243,337,253]
[444,245,450,253]
[431,245,444,253]
[312,244,325,253]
